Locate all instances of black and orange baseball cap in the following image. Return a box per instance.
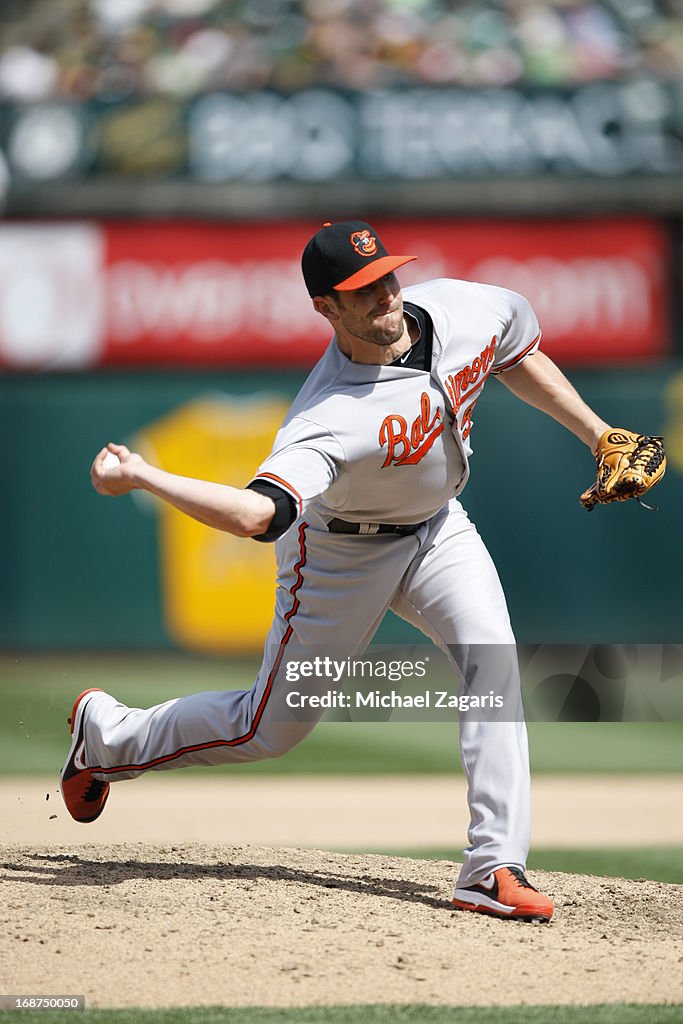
[301,220,416,297]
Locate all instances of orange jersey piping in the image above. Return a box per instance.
[492,332,541,375]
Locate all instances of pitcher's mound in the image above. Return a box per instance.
[1,844,681,1009]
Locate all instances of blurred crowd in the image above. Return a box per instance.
[1,0,682,103]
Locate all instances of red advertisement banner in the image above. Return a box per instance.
[0,218,669,369]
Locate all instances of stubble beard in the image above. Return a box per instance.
[361,304,406,348]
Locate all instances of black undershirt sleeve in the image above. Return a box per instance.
[246,480,298,543]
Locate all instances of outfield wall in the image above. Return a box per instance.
[2,367,681,652]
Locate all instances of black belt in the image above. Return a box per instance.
[327,517,424,536]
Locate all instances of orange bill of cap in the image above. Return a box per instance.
[334,255,417,291]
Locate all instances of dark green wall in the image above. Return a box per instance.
[2,368,681,649]
[467,368,682,643]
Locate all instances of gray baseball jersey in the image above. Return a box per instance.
[251,278,540,528]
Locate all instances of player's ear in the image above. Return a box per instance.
[313,295,341,324]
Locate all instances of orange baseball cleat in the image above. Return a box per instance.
[59,688,110,823]
[452,866,554,922]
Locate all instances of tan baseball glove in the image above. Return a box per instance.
[580,428,666,511]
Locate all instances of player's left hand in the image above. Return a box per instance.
[91,443,145,497]
[580,428,666,511]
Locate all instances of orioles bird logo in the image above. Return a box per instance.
[350,230,378,257]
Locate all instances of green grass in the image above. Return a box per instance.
[366,847,683,885]
[1,654,683,775]
[0,1004,681,1024]
[526,847,683,883]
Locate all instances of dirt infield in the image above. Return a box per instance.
[1,776,682,1009]
[3,774,683,848]
[1,843,682,1009]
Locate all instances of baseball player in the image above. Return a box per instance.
[62,220,643,922]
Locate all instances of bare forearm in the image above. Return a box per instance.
[499,351,609,452]
[91,444,275,537]
[133,464,274,537]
